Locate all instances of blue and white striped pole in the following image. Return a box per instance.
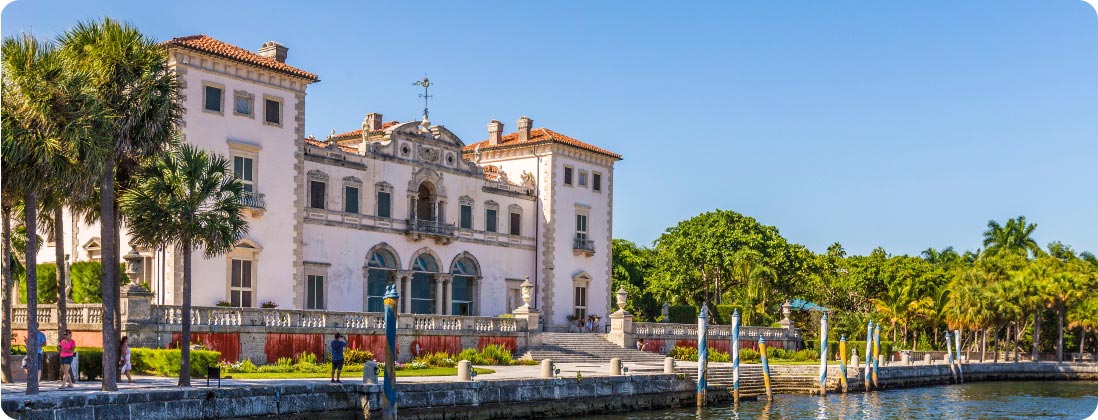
[864,321,873,391]
[731,309,741,405]
[872,323,881,388]
[945,330,957,383]
[954,329,964,383]
[697,303,709,407]
[819,312,829,396]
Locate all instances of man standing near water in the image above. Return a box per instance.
[330,333,347,383]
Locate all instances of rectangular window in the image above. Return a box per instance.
[576,213,588,239]
[234,94,253,116]
[264,98,281,125]
[306,274,324,310]
[486,209,498,233]
[233,156,254,192]
[578,171,588,187]
[564,167,573,186]
[376,191,391,218]
[593,173,602,192]
[574,286,587,319]
[204,85,223,113]
[230,259,253,307]
[509,212,521,235]
[344,186,359,213]
[460,204,472,229]
[309,181,326,209]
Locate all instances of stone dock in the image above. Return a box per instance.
[2,362,1095,419]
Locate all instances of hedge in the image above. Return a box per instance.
[18,263,58,304]
[804,340,893,360]
[71,261,127,303]
[130,348,221,377]
[667,305,697,324]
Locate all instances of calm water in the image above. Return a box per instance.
[583,381,1098,420]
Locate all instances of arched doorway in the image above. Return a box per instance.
[450,254,480,316]
[416,182,435,221]
[410,253,439,314]
[365,246,399,312]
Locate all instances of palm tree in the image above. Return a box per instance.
[728,248,775,325]
[121,144,247,386]
[2,33,98,394]
[58,18,182,391]
[983,216,1042,258]
[1045,271,1084,363]
[1067,297,1097,354]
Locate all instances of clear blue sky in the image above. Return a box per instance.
[4,1,1097,256]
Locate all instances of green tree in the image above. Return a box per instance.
[1067,296,1097,354]
[983,216,1042,258]
[58,18,183,391]
[121,144,247,386]
[610,239,658,321]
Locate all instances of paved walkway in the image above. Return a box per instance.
[0,361,669,402]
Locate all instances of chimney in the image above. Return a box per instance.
[258,41,288,63]
[488,120,504,145]
[364,113,383,132]
[517,116,533,142]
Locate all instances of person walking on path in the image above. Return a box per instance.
[22,326,47,381]
[119,336,133,384]
[330,333,347,383]
[58,330,76,389]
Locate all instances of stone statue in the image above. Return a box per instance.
[520,171,536,189]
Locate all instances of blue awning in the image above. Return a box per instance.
[790,298,829,312]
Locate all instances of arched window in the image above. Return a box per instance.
[410,253,439,314]
[450,254,480,316]
[365,247,398,312]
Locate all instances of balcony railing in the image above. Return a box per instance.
[573,236,595,253]
[241,191,266,209]
[407,219,456,237]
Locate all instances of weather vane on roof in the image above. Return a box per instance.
[414,75,433,122]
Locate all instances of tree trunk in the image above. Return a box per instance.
[1080,327,1085,356]
[99,157,119,391]
[112,214,121,349]
[179,240,192,387]
[24,191,39,395]
[980,328,986,363]
[1057,304,1064,363]
[1,204,13,383]
[54,207,68,337]
[1032,312,1040,362]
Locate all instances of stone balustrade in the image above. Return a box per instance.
[150,305,526,333]
[12,304,104,327]
[633,321,799,342]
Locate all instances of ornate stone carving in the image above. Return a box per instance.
[520,171,536,189]
[418,145,440,163]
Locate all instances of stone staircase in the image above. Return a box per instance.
[520,333,670,363]
[676,364,767,398]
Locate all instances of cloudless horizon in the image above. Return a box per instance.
[4,1,1096,256]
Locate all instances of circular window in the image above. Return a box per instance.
[446,154,455,164]
[401,145,410,155]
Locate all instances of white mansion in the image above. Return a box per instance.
[36,35,621,330]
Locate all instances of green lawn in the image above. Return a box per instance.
[224,367,495,379]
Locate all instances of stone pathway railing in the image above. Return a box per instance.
[151,305,528,333]
[633,321,798,341]
[12,304,104,326]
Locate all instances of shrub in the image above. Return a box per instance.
[708,350,731,362]
[478,344,512,365]
[69,262,126,303]
[276,357,293,367]
[668,305,697,324]
[739,349,760,363]
[768,348,790,360]
[414,352,456,368]
[261,301,278,308]
[790,349,819,362]
[11,345,26,355]
[130,348,221,377]
[457,348,479,363]
[220,358,259,373]
[215,300,232,307]
[76,347,103,380]
[344,348,374,364]
[295,351,318,364]
[18,263,58,304]
[669,346,698,361]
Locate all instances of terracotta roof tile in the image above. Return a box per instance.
[329,121,401,140]
[304,136,358,154]
[462,128,621,159]
[162,35,318,81]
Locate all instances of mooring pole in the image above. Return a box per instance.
[864,321,873,391]
[731,309,741,406]
[696,303,709,407]
[819,312,829,396]
[945,330,957,383]
[838,335,849,393]
[760,337,773,401]
[382,284,399,420]
[954,328,964,383]
[872,323,881,388]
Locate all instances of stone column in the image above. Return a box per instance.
[397,271,413,314]
[120,283,155,348]
[606,287,634,348]
[438,274,453,315]
[434,276,445,315]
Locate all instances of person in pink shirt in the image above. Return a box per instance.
[58,330,76,389]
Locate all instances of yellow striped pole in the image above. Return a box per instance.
[760,338,773,401]
[838,335,848,393]
[872,323,880,388]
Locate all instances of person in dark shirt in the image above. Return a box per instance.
[330,333,347,383]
